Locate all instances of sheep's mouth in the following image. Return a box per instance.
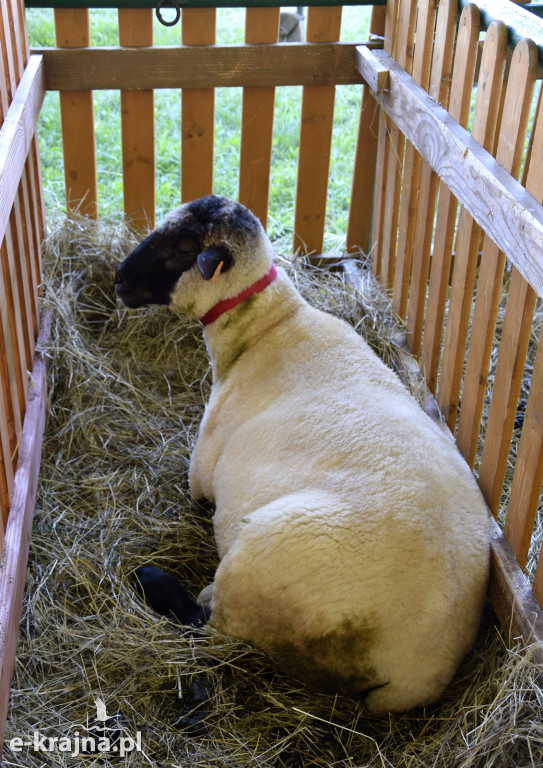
[115,284,151,308]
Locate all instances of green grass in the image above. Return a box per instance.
[27,7,372,250]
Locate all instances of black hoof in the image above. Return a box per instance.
[134,565,208,627]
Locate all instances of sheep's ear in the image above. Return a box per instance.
[197,246,232,281]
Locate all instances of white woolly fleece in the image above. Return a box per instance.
[172,238,490,713]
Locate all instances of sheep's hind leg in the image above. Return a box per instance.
[134,565,208,627]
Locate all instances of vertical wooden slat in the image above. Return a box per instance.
[238,7,279,229]
[391,0,438,316]
[54,8,97,218]
[404,0,457,356]
[22,148,41,337]
[0,0,34,466]
[376,0,417,287]
[0,238,22,458]
[505,335,543,570]
[479,273,536,516]
[504,88,543,567]
[419,6,479,395]
[181,8,215,202]
[369,0,399,276]
[0,371,12,528]
[436,22,508,431]
[119,9,155,229]
[293,5,341,255]
[346,5,386,255]
[456,40,538,468]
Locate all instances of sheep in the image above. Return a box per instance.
[279,7,304,42]
[115,195,490,713]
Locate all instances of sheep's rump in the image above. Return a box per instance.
[198,297,489,712]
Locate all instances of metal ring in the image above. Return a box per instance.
[156,0,182,27]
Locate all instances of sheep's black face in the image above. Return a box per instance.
[115,229,202,308]
[115,195,260,308]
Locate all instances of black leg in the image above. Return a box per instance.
[134,565,208,627]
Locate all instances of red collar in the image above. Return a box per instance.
[199,264,278,326]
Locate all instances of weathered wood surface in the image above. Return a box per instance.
[54,8,97,217]
[0,312,50,750]
[239,7,279,229]
[456,39,539,467]
[118,8,155,229]
[421,3,480,394]
[360,45,543,298]
[356,45,388,93]
[293,6,342,255]
[181,8,216,202]
[489,516,543,664]
[374,0,418,287]
[403,0,457,355]
[436,23,508,431]
[391,0,438,317]
[34,42,370,91]
[0,55,44,248]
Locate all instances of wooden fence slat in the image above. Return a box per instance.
[504,85,543,567]
[5,0,42,345]
[478,271,536,516]
[391,0,437,317]
[436,22,508,431]
[7,192,34,380]
[0,339,14,528]
[505,329,543,569]
[0,234,24,455]
[238,6,279,229]
[376,0,417,287]
[119,8,155,229]
[181,8,215,202]
[456,40,538,467]
[346,5,386,255]
[0,54,44,245]
[54,8,97,218]
[421,4,480,395]
[22,147,41,338]
[370,0,399,277]
[293,5,342,255]
[0,311,49,751]
[365,44,543,299]
[403,0,456,356]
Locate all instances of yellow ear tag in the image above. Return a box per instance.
[211,261,224,284]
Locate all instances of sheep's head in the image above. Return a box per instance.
[115,196,273,318]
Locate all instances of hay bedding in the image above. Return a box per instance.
[3,214,543,768]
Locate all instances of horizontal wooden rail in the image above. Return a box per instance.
[0,54,45,244]
[34,42,370,91]
[358,46,543,297]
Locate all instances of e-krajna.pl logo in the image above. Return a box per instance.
[7,698,142,758]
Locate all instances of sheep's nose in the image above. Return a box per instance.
[114,267,124,285]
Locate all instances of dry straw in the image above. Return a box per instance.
[3,214,542,767]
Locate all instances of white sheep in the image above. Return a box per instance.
[115,195,490,713]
